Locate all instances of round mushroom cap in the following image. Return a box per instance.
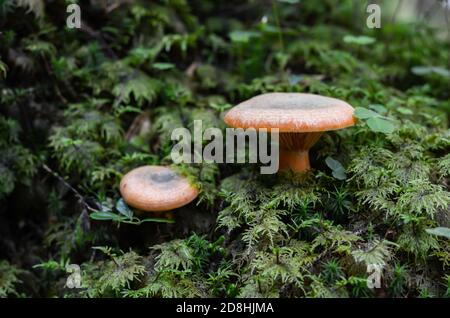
[224,93,356,133]
[120,165,199,212]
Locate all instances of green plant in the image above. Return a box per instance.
[0,261,25,298]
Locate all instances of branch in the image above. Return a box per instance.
[79,21,117,59]
[42,164,97,212]
[106,0,134,14]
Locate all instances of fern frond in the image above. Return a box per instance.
[151,239,194,271]
[352,239,397,267]
[14,0,44,18]
[0,260,24,298]
[396,179,449,218]
[88,250,146,295]
[113,71,160,107]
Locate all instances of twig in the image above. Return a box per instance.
[106,0,134,14]
[79,21,117,59]
[125,110,150,141]
[42,164,97,212]
[41,57,68,104]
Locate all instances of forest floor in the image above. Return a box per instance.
[0,0,449,298]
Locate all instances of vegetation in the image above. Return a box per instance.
[0,0,449,298]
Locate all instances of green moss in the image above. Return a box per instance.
[0,0,449,298]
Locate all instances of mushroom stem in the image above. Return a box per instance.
[278,132,323,172]
[279,148,310,171]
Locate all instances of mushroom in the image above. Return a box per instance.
[224,93,355,172]
[119,165,199,211]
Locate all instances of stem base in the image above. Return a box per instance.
[279,149,310,172]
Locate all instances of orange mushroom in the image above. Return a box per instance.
[119,165,199,212]
[224,93,356,172]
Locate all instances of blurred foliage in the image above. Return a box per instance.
[0,0,449,298]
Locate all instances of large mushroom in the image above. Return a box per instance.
[224,93,356,172]
[120,165,199,212]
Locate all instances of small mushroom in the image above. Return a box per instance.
[120,165,199,211]
[224,93,355,172]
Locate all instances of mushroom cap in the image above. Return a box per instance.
[119,165,199,212]
[224,93,356,133]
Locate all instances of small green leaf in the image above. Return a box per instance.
[0,60,8,78]
[397,107,413,115]
[89,211,121,221]
[152,62,175,70]
[354,107,380,119]
[411,66,450,78]
[116,199,133,219]
[432,67,450,78]
[367,117,395,134]
[426,227,450,239]
[229,31,260,43]
[343,35,376,46]
[278,0,300,4]
[325,157,343,171]
[332,170,347,180]
[114,105,143,115]
[325,157,347,180]
[209,102,232,112]
[368,104,387,114]
[33,260,61,270]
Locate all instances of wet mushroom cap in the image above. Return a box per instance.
[119,165,199,212]
[224,93,356,132]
